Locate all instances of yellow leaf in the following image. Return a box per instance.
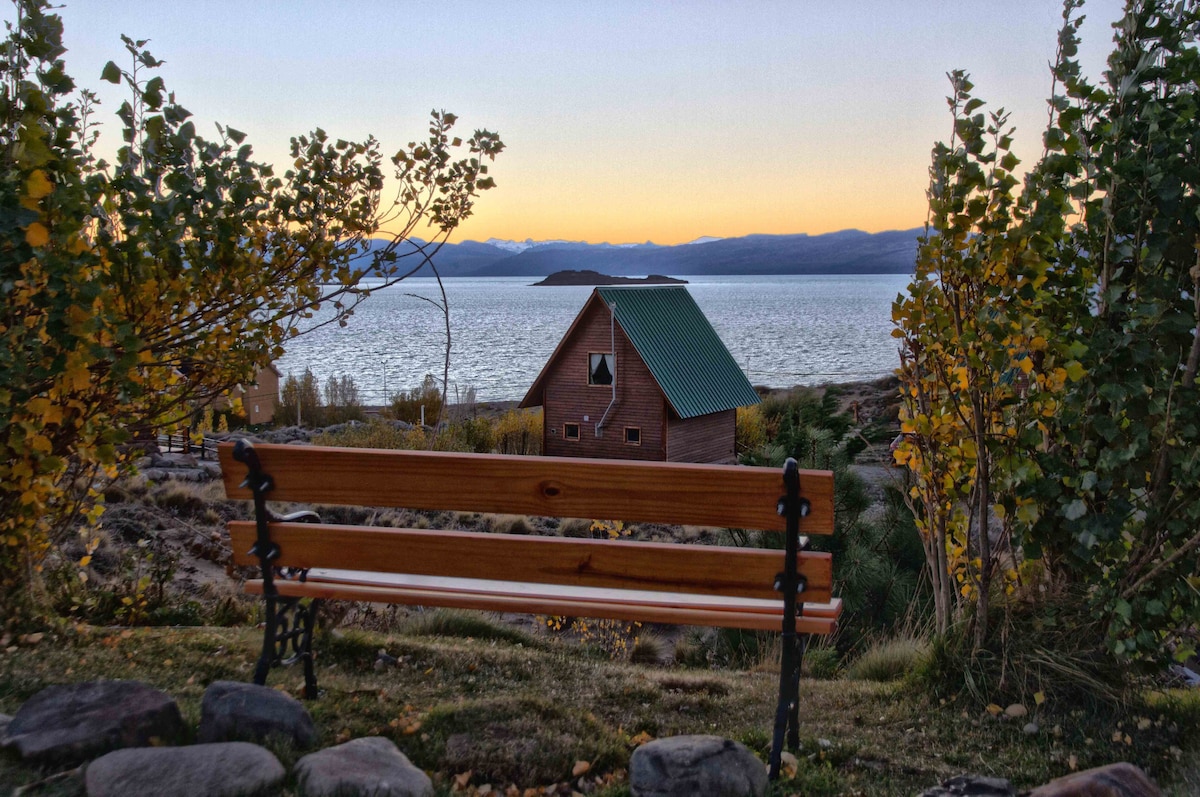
[25,170,53,199]
[25,222,50,247]
[1034,691,1045,706]
[78,555,92,567]
[629,730,654,747]
[986,703,1003,716]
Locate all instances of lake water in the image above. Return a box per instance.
[276,275,912,404]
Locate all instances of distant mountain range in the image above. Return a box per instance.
[365,228,922,278]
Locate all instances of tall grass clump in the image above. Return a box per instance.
[915,587,1130,708]
[845,635,930,682]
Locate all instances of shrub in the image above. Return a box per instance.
[738,389,930,654]
[735,404,767,455]
[845,635,929,682]
[314,419,427,450]
[804,644,841,679]
[434,416,494,453]
[494,408,541,455]
[388,374,443,426]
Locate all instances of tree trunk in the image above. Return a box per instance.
[973,422,991,652]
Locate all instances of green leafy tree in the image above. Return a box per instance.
[1023,0,1200,665]
[0,0,502,624]
[896,0,1200,682]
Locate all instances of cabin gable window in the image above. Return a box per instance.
[624,426,641,445]
[588,353,614,386]
[564,423,581,441]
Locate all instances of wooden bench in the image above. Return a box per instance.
[218,439,840,778]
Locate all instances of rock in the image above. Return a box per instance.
[629,735,768,797]
[920,775,1016,796]
[295,736,433,797]
[1023,722,1039,736]
[1168,664,1199,687]
[1028,762,1161,797]
[1004,703,1027,718]
[2,680,184,765]
[198,680,318,749]
[85,741,285,797]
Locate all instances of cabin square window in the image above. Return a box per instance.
[564,423,581,441]
[624,426,641,445]
[588,353,614,386]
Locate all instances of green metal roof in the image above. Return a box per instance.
[595,286,760,419]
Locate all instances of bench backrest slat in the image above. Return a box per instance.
[218,443,834,534]
[228,521,834,603]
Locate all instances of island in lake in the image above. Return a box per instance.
[532,270,688,286]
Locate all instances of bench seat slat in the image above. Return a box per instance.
[229,521,834,603]
[218,443,835,535]
[244,578,840,634]
[302,570,843,619]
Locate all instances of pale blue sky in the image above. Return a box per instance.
[32,1,1126,243]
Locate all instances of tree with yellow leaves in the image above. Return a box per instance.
[893,70,1070,647]
[1,0,503,624]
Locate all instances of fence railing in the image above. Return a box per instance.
[157,431,218,460]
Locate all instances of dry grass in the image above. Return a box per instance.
[3,623,1195,796]
[845,635,930,682]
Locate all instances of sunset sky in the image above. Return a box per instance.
[37,1,1125,245]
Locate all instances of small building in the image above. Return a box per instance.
[519,286,760,463]
[234,363,281,425]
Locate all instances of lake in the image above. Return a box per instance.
[276,274,912,404]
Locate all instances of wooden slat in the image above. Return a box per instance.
[244,579,839,634]
[218,442,834,534]
[229,522,833,603]
[298,572,845,619]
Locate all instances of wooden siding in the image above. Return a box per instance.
[240,366,279,424]
[667,409,737,464]
[543,300,667,460]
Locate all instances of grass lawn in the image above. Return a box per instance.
[1,619,1197,796]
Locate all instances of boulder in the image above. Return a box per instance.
[2,680,184,765]
[198,680,317,749]
[295,736,433,797]
[629,735,767,797]
[919,775,1015,795]
[85,741,285,797]
[1028,762,1161,797]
